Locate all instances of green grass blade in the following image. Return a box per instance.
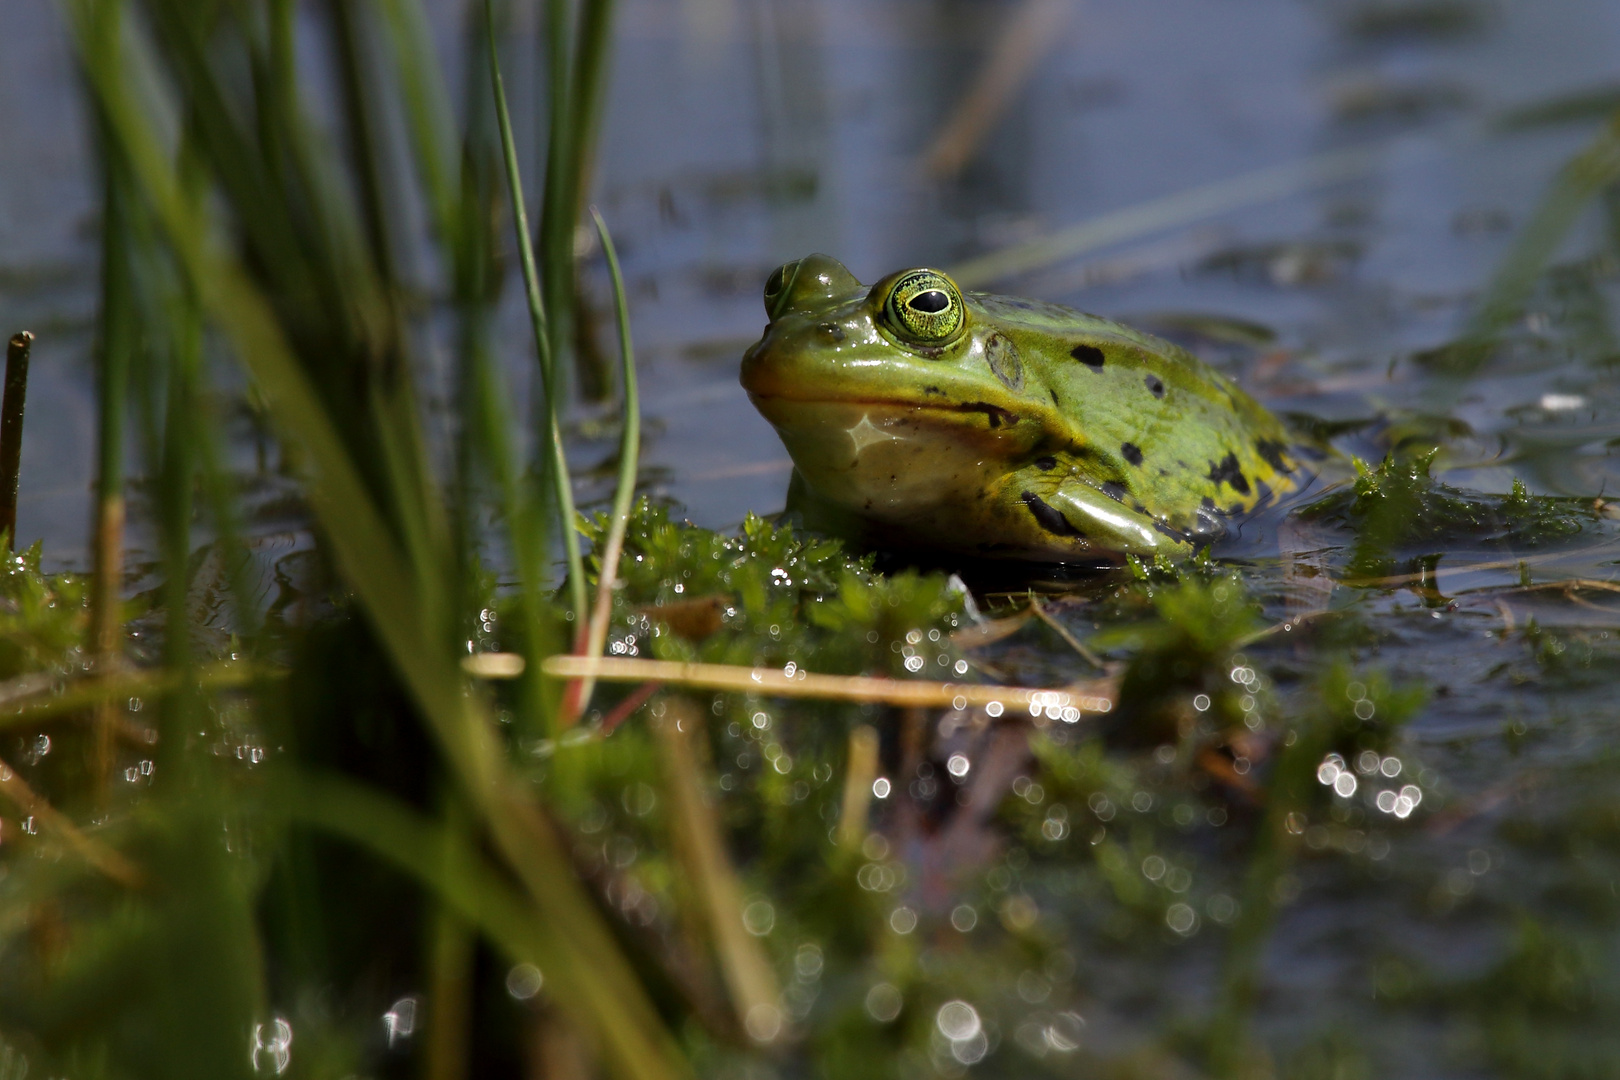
[284,770,685,1075]
[375,0,464,253]
[1468,112,1620,337]
[485,0,589,626]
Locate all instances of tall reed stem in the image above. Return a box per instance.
[91,145,134,792]
[486,0,588,623]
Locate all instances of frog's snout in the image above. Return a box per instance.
[763,254,863,320]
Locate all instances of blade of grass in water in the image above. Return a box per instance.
[486,0,589,625]
[534,0,619,403]
[1433,109,1620,374]
[381,0,564,733]
[567,206,640,723]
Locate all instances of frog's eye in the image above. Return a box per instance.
[883,269,965,345]
[764,263,792,308]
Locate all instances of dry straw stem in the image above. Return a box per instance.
[838,725,880,850]
[948,140,1392,289]
[542,655,1117,717]
[0,753,142,888]
[654,697,781,1045]
[922,0,1072,178]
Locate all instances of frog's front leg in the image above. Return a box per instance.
[1000,472,1192,561]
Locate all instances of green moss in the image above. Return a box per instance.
[1300,451,1597,579]
[579,500,966,678]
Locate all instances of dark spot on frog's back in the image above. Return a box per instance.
[1145,374,1165,399]
[1071,344,1105,370]
[1205,452,1251,496]
[1255,437,1292,472]
[1120,442,1143,466]
[1020,491,1083,538]
[1035,456,1057,471]
[984,332,1024,391]
[1100,481,1127,502]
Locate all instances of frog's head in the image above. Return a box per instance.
[742,255,1072,556]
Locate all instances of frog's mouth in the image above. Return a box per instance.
[748,390,1024,430]
[745,394,1041,523]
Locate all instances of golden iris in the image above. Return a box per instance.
[882,269,964,345]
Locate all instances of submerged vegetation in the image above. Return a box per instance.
[3,1,1620,1079]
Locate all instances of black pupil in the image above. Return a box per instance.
[908,289,950,314]
[765,269,786,296]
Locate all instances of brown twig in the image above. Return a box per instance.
[0,753,142,888]
[1494,599,1515,636]
[921,0,1073,178]
[1337,542,1620,590]
[1237,607,1345,647]
[0,332,33,549]
[1028,594,1107,669]
[599,680,659,734]
[1504,577,1620,595]
[950,611,1031,651]
[0,661,263,732]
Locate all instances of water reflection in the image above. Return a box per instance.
[249,1017,292,1075]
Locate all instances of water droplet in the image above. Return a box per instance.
[936,1000,982,1042]
[742,899,776,936]
[383,997,418,1047]
[506,963,544,1000]
[865,982,903,1022]
[745,1003,782,1043]
[250,1017,293,1074]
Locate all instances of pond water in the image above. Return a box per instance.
[7,0,1620,1076]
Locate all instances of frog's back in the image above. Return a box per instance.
[969,291,1304,541]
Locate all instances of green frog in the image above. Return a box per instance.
[740,254,1314,564]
